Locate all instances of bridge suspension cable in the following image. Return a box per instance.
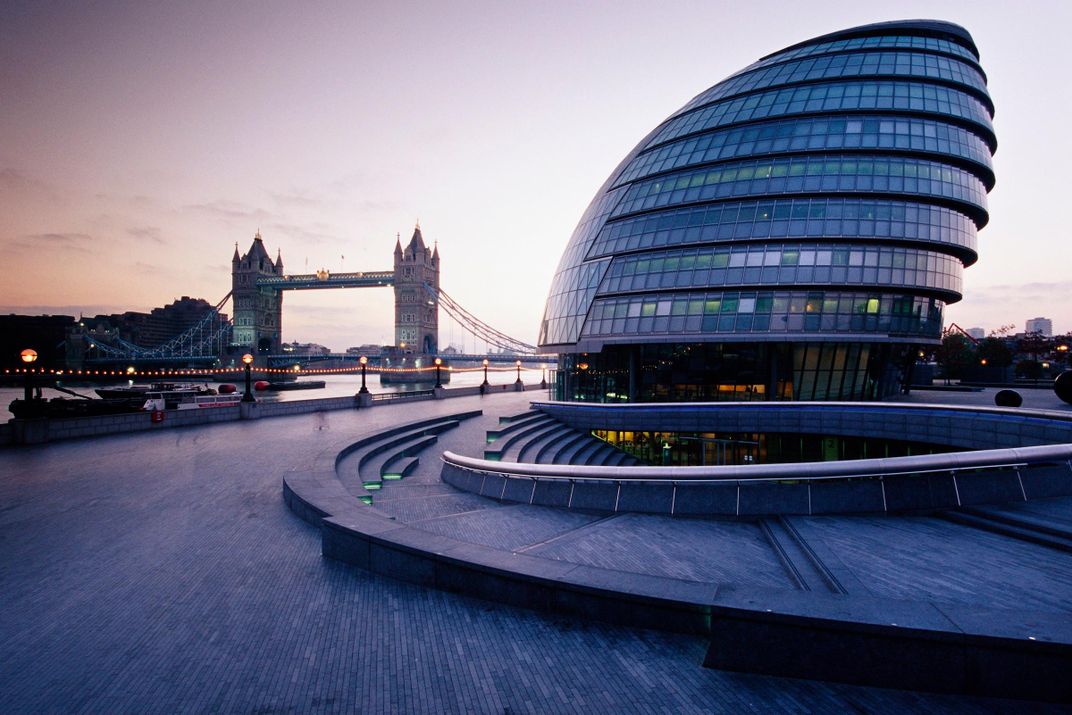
[82,292,234,361]
[429,286,538,355]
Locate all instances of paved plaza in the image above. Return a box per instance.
[1,390,1068,713]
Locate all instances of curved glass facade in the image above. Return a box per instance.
[539,20,995,402]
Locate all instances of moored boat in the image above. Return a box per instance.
[142,387,239,411]
[96,382,216,399]
[9,397,145,419]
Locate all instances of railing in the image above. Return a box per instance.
[371,389,435,403]
[444,443,1072,482]
[441,444,1072,516]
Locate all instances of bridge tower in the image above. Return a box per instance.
[231,231,284,355]
[393,224,439,354]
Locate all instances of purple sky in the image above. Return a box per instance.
[2,0,1070,350]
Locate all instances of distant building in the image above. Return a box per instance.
[346,344,384,357]
[967,327,986,340]
[1025,317,1053,337]
[281,341,330,356]
[80,296,224,348]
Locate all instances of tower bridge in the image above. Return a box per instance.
[232,226,440,356]
[74,225,539,366]
[231,224,537,359]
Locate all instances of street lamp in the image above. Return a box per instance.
[20,348,37,402]
[481,358,489,393]
[434,357,443,389]
[241,353,255,402]
[515,359,523,385]
[540,363,547,390]
[359,356,369,394]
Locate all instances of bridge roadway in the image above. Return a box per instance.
[256,270,394,290]
[0,390,1065,713]
[273,352,551,364]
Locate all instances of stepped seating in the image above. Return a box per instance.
[485,410,547,443]
[568,437,605,466]
[483,413,556,460]
[337,410,482,503]
[536,430,590,464]
[497,410,543,424]
[516,423,575,463]
[357,424,454,492]
[381,455,420,481]
[498,421,565,462]
[483,409,641,467]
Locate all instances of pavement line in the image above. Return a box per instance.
[514,513,622,554]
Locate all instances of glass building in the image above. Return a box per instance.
[538,20,996,402]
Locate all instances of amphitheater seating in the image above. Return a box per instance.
[332,409,482,504]
[483,409,639,467]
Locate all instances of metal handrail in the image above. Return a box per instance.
[442,443,1072,485]
[530,399,1072,424]
[371,389,434,402]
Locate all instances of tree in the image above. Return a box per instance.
[935,334,975,381]
[977,337,1013,368]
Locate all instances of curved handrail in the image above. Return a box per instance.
[442,442,1072,485]
[530,399,1072,424]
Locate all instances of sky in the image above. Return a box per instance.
[1,0,1070,351]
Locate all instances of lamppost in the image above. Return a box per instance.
[481,358,489,393]
[434,357,443,389]
[515,359,523,386]
[20,348,37,402]
[359,356,369,394]
[242,353,255,402]
[540,363,547,390]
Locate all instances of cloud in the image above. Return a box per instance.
[269,189,399,231]
[0,168,60,201]
[132,261,169,275]
[357,198,400,213]
[266,221,340,246]
[7,232,94,253]
[182,199,276,224]
[270,190,325,209]
[127,226,166,244]
[968,281,1072,304]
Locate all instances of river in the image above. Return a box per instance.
[2,366,550,420]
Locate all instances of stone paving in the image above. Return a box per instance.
[0,391,1067,712]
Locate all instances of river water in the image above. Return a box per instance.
[2,367,550,420]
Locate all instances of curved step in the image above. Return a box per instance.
[381,455,420,481]
[504,423,564,462]
[540,430,590,465]
[516,423,575,463]
[361,434,439,492]
[585,442,618,466]
[486,412,553,445]
[282,408,482,522]
[552,432,600,465]
[570,437,605,466]
[485,415,556,460]
[498,409,542,425]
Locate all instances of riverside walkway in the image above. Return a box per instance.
[0,390,1067,712]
